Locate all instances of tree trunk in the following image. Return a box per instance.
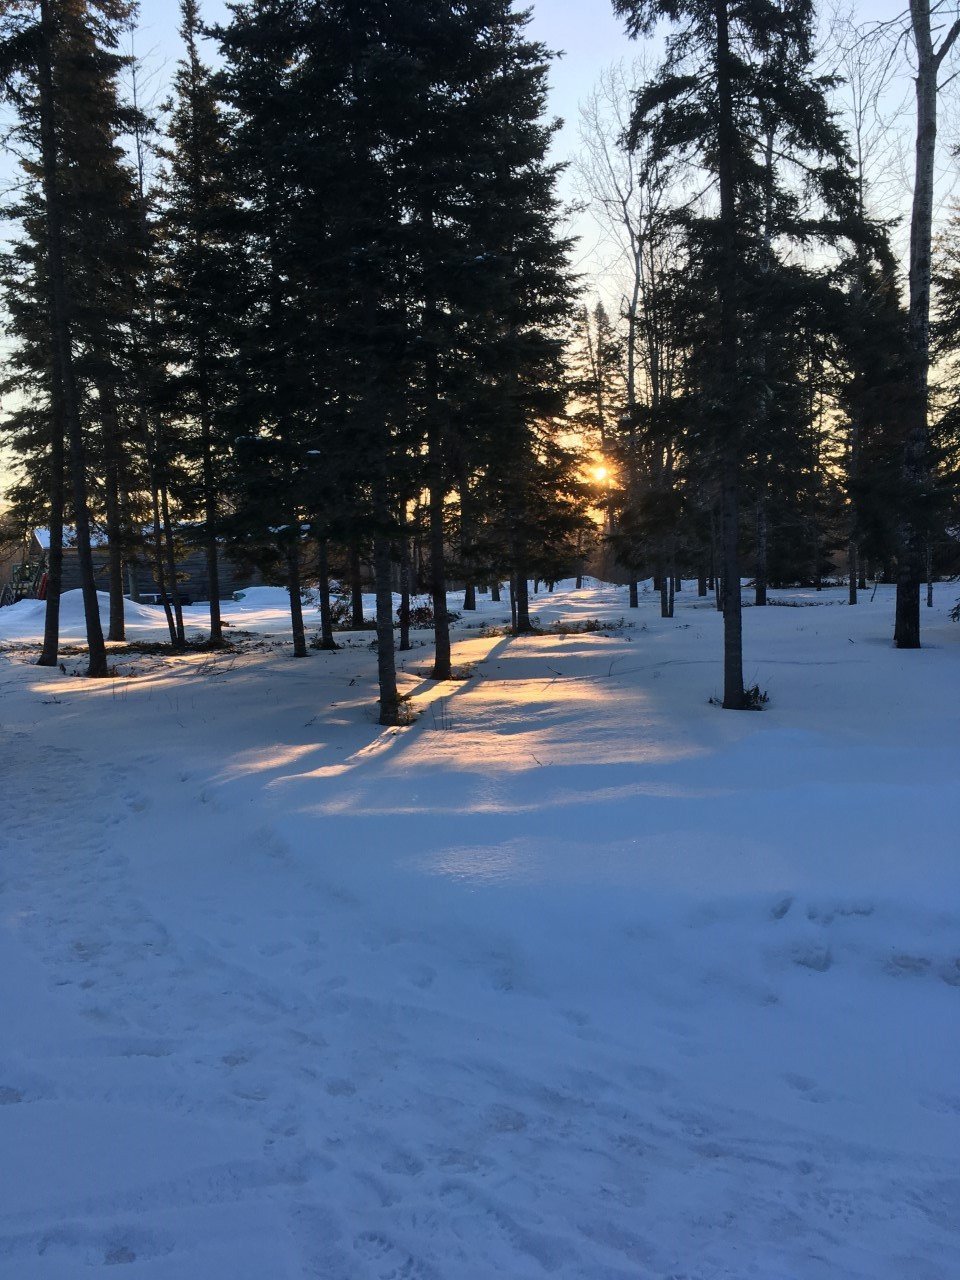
[847,397,861,605]
[96,377,126,642]
[317,538,337,649]
[755,497,767,606]
[398,533,411,651]
[103,476,125,643]
[895,1,958,647]
[286,542,307,657]
[197,344,223,646]
[459,469,476,610]
[514,568,532,633]
[719,467,742,698]
[628,577,638,608]
[428,419,451,679]
[372,485,400,726]
[37,372,65,667]
[813,512,822,590]
[203,534,223,643]
[350,537,364,627]
[37,0,107,678]
[716,0,744,708]
[926,541,934,607]
[160,479,185,648]
[490,580,501,603]
[149,470,177,645]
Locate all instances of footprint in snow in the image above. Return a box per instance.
[325,1077,357,1097]
[784,1073,831,1103]
[353,1231,436,1280]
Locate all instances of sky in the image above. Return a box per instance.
[134,0,633,147]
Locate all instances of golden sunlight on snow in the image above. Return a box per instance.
[289,630,709,819]
[219,742,320,780]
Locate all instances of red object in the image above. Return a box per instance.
[37,572,48,600]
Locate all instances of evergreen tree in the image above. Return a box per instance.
[157,0,240,646]
[834,239,913,596]
[614,0,858,706]
[1,0,145,673]
[215,0,315,659]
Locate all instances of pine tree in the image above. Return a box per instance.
[1,0,146,674]
[215,0,316,659]
[614,0,858,706]
[448,1,576,633]
[834,239,913,597]
[157,0,240,647]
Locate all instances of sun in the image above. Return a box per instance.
[592,464,609,483]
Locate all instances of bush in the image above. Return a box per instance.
[710,683,769,710]
[398,600,461,628]
[546,617,627,635]
[300,583,364,628]
[743,683,770,709]
[329,593,354,627]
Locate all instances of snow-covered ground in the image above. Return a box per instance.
[1,579,959,1279]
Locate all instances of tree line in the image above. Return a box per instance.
[0,0,958,720]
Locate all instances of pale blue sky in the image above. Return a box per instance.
[132,0,632,166]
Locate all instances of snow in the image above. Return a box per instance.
[32,527,110,550]
[1,579,959,1278]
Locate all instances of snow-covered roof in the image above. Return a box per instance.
[34,527,110,550]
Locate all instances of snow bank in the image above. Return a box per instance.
[227,585,293,609]
[0,589,173,644]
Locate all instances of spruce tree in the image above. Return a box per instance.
[157,0,239,646]
[1,0,146,674]
[614,0,858,706]
[450,1,576,633]
[215,0,315,659]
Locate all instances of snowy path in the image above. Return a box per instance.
[1,581,959,1277]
